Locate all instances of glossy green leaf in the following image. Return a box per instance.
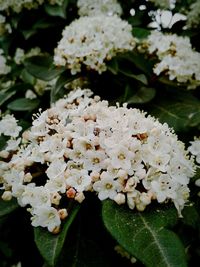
[0,91,16,106]
[34,203,80,267]
[7,98,40,111]
[132,27,150,39]
[150,94,200,132]
[119,69,148,85]
[44,0,69,18]
[124,85,155,104]
[51,71,79,103]
[24,56,65,81]
[0,193,19,217]
[102,201,187,267]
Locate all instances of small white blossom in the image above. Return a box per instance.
[0,114,22,138]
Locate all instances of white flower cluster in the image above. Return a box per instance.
[148,0,176,9]
[186,1,200,28]
[54,16,135,74]
[0,114,22,159]
[0,89,195,232]
[77,0,122,17]
[143,31,200,89]
[0,0,64,13]
[0,49,10,75]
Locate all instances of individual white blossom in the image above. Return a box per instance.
[0,89,195,232]
[188,137,200,164]
[0,114,22,137]
[141,31,200,89]
[0,49,10,75]
[77,0,122,17]
[54,15,136,74]
[186,1,200,28]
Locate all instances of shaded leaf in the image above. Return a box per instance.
[125,85,155,104]
[44,0,69,18]
[102,200,187,267]
[0,193,19,217]
[24,56,65,81]
[0,91,16,106]
[34,203,80,267]
[150,94,200,132]
[7,98,40,111]
[132,27,150,39]
[119,69,148,85]
[51,71,79,103]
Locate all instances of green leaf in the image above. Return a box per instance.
[7,98,40,111]
[34,203,80,267]
[107,58,119,75]
[119,69,148,85]
[0,193,19,217]
[51,71,79,103]
[119,51,153,76]
[21,69,36,85]
[124,85,156,104]
[150,93,200,132]
[0,91,16,106]
[102,201,187,267]
[44,0,69,18]
[24,56,65,81]
[132,27,150,39]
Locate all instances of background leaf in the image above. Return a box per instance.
[24,56,64,81]
[7,98,40,111]
[0,193,19,217]
[102,200,187,267]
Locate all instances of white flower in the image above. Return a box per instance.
[93,171,122,200]
[77,0,122,17]
[46,159,66,180]
[31,206,61,232]
[0,114,22,137]
[66,169,91,192]
[54,15,136,74]
[188,138,200,164]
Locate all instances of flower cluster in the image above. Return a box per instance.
[0,89,195,232]
[148,0,176,9]
[54,15,136,74]
[141,31,200,89]
[77,0,122,17]
[0,49,10,75]
[0,0,64,13]
[188,138,200,165]
[186,1,200,28]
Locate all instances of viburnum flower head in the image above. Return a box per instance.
[77,0,122,17]
[54,15,136,74]
[0,89,195,232]
[142,31,200,89]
